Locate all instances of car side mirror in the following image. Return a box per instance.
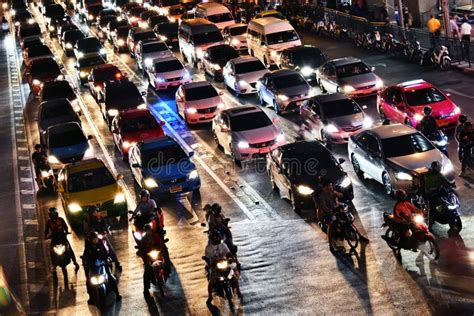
[338,158,345,164]
[141,91,146,96]
[87,135,93,140]
[116,174,123,181]
[132,163,141,168]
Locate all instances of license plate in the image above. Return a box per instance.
[99,210,108,217]
[438,119,449,127]
[259,147,270,154]
[170,185,182,193]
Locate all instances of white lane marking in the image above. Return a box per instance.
[24,219,38,225]
[22,204,36,209]
[445,88,474,100]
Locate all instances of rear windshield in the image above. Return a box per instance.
[210,46,238,60]
[78,55,104,67]
[134,31,156,42]
[336,62,371,78]
[42,103,74,119]
[169,6,185,15]
[31,59,60,73]
[185,85,217,101]
[155,59,183,72]
[49,127,85,148]
[266,30,298,45]
[20,26,41,38]
[161,0,179,6]
[68,167,116,192]
[28,45,52,57]
[93,67,120,81]
[235,60,266,74]
[106,84,143,108]
[207,13,233,23]
[77,38,101,50]
[404,87,447,106]
[193,31,223,45]
[116,27,130,36]
[156,22,178,34]
[230,111,272,132]
[273,73,307,89]
[143,42,168,53]
[229,25,246,36]
[42,82,75,100]
[65,31,85,42]
[45,4,64,16]
[120,115,158,133]
[320,99,361,119]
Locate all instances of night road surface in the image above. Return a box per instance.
[1,5,474,315]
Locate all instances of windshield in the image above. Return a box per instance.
[78,39,101,51]
[120,115,157,133]
[79,56,104,67]
[116,27,130,36]
[229,25,246,36]
[266,30,298,45]
[273,73,307,89]
[157,23,178,34]
[45,5,64,16]
[94,67,120,81]
[150,16,169,25]
[336,62,371,78]
[42,82,75,99]
[404,87,447,106]
[143,42,168,53]
[207,13,233,23]
[155,59,183,72]
[162,0,179,6]
[68,167,116,192]
[49,127,86,148]
[42,103,74,119]
[321,99,361,119]
[230,111,272,132]
[235,60,266,74]
[185,85,217,100]
[169,6,184,15]
[65,31,85,42]
[107,85,143,108]
[381,133,435,158]
[291,48,325,67]
[28,45,52,57]
[20,26,41,38]
[193,31,223,45]
[134,31,155,42]
[210,46,239,60]
[31,60,60,74]
[143,144,188,166]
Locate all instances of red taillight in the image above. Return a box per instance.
[115,72,122,80]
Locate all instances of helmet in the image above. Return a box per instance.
[209,229,222,244]
[48,207,58,220]
[203,204,212,212]
[34,144,42,150]
[423,106,432,116]
[430,160,441,172]
[211,203,222,215]
[395,190,407,201]
[140,189,150,199]
[88,231,98,241]
[459,114,468,124]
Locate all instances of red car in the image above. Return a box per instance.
[377,79,461,129]
[88,64,126,102]
[111,109,165,159]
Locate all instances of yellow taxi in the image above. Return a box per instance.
[75,52,106,86]
[57,158,127,226]
[253,10,286,20]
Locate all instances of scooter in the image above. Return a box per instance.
[86,259,112,310]
[203,257,238,314]
[37,161,55,193]
[422,45,451,70]
[48,232,72,283]
[329,204,359,251]
[426,130,449,156]
[143,247,169,297]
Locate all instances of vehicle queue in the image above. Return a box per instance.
[5,0,471,312]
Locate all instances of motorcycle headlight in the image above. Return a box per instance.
[237,141,249,149]
[122,141,136,149]
[340,176,351,188]
[375,78,384,89]
[413,214,424,224]
[300,66,313,77]
[442,161,454,175]
[189,170,199,180]
[117,39,125,46]
[447,204,458,210]
[90,274,106,285]
[297,185,314,196]
[144,178,158,188]
[145,58,153,67]
[53,244,66,255]
[57,74,64,80]
[212,63,221,71]
[88,14,94,21]
[148,250,160,260]
[231,38,240,46]
[79,71,88,78]
[133,231,144,240]
[48,155,60,164]
[363,117,373,129]
[277,94,289,101]
[49,25,55,31]
[108,109,119,116]
[99,48,106,55]
[325,124,339,134]
[395,172,412,181]
[10,9,16,15]
[343,85,355,93]
[41,170,50,178]
[68,203,82,213]
[114,192,126,204]
[14,21,20,26]
[216,260,228,270]
[65,43,72,49]
[32,79,42,86]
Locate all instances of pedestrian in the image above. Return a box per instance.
[460,18,472,61]
[427,14,441,48]
[449,14,460,39]
[403,7,412,28]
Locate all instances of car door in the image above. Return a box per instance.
[357,133,383,179]
[268,148,289,198]
[389,88,407,123]
[219,113,232,153]
[223,62,235,88]
[262,76,275,104]
[129,147,143,183]
[309,101,324,137]
[324,64,338,93]
[175,86,185,115]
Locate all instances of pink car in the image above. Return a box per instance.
[377,79,461,129]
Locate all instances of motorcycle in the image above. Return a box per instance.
[422,45,451,70]
[129,211,159,246]
[203,209,238,257]
[49,232,72,283]
[426,130,449,156]
[203,257,238,314]
[143,248,169,297]
[409,40,423,65]
[37,160,55,193]
[381,213,440,261]
[329,204,359,251]
[86,259,112,310]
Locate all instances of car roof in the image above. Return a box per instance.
[118,108,153,119]
[139,136,178,151]
[368,123,417,139]
[65,158,107,173]
[329,57,361,66]
[396,79,431,91]
[42,80,72,89]
[268,69,299,77]
[182,81,212,89]
[223,105,261,117]
[310,93,350,103]
[230,56,260,64]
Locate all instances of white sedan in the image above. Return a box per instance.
[223,56,269,96]
[145,56,190,90]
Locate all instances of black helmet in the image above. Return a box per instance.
[49,207,58,220]
[459,114,468,124]
[34,144,42,150]
[140,189,150,199]
[203,204,212,212]
[431,160,441,172]
[211,203,222,215]
[209,229,222,244]
[423,106,432,116]
[88,231,98,241]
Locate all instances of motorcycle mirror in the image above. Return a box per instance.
[338,158,345,164]
[200,222,206,227]
[164,238,169,243]
[128,210,134,214]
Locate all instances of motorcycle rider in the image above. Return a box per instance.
[205,203,238,258]
[417,106,438,136]
[316,178,369,251]
[459,121,474,176]
[44,208,80,273]
[82,231,122,304]
[205,229,242,305]
[392,190,425,249]
[84,206,122,271]
[131,190,164,232]
[455,115,468,164]
[31,144,48,187]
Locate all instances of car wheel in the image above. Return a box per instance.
[289,189,301,214]
[378,105,386,120]
[351,154,364,179]
[229,144,241,166]
[382,172,393,195]
[273,100,282,115]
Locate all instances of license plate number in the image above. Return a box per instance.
[170,185,182,193]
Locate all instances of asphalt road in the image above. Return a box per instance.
[2,6,474,315]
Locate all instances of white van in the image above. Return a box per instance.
[179,18,225,67]
[194,3,235,30]
[247,17,301,66]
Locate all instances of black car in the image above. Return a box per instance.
[97,14,117,39]
[38,99,81,144]
[140,10,158,27]
[12,9,33,29]
[23,44,54,68]
[267,140,353,212]
[44,4,65,28]
[27,57,63,95]
[106,17,129,41]
[40,80,80,112]
[202,44,239,81]
[147,15,169,30]
[18,23,41,47]
[48,15,70,36]
[74,36,106,60]
[101,80,145,125]
[153,22,178,48]
[83,4,104,24]
[57,22,78,41]
[22,37,44,51]
[112,25,130,52]
[279,45,327,82]
[62,29,86,56]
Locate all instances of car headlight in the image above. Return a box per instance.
[375,78,384,89]
[159,35,168,41]
[450,107,461,116]
[413,113,423,122]
[144,178,158,188]
[442,161,454,175]
[48,155,60,164]
[57,74,64,80]
[414,214,424,224]
[137,103,147,110]
[343,85,355,93]
[277,94,289,101]
[196,48,203,59]
[325,124,339,133]
[79,71,88,78]
[212,63,221,71]
[65,43,72,49]
[270,50,277,57]
[237,141,249,149]
[297,185,314,195]
[363,116,373,129]
[32,79,41,86]
[68,203,82,213]
[10,9,16,15]
[117,39,125,46]
[90,274,105,285]
[114,192,126,204]
[108,109,119,116]
[49,26,55,31]
[231,38,240,46]
[53,244,66,255]
[94,85,102,92]
[155,77,165,83]
[276,133,285,143]
[186,107,197,114]
[15,21,20,26]
[122,141,136,149]
[300,66,313,77]
[238,80,247,87]
[148,250,160,260]
[189,170,199,180]
[41,170,52,178]
[395,172,413,181]
[88,14,94,21]
[145,58,153,67]
[77,51,84,58]
[99,48,106,55]
[169,17,176,23]
[84,147,94,157]
[217,103,224,109]
[340,176,351,188]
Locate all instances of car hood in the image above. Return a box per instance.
[65,183,119,205]
[387,149,444,172]
[329,112,365,129]
[122,128,164,143]
[187,96,222,109]
[233,124,279,144]
[143,160,195,180]
[338,73,378,89]
[237,69,269,84]
[277,84,310,97]
[49,142,89,160]
[408,101,456,117]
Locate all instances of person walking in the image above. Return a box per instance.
[449,14,460,39]
[460,18,472,61]
[427,14,441,48]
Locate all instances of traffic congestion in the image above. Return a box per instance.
[1,0,474,314]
